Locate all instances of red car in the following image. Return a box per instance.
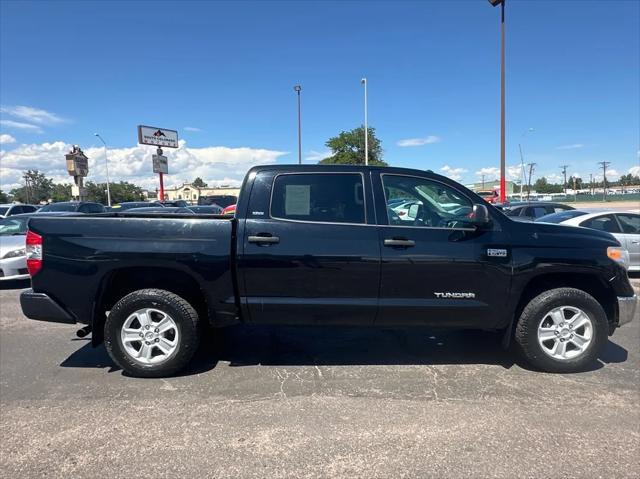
[477,190,499,204]
[222,204,236,215]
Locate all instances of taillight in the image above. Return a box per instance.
[26,230,43,276]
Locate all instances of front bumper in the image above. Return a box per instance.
[0,255,29,281]
[20,289,76,324]
[617,295,638,327]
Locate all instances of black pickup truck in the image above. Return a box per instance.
[21,165,637,377]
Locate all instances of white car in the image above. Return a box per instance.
[0,214,31,281]
[0,203,39,218]
[538,210,640,272]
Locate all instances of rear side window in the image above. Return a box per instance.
[79,203,105,213]
[581,215,621,233]
[616,214,640,233]
[528,206,549,218]
[271,173,365,224]
[553,205,571,213]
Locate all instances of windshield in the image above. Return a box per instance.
[0,207,9,216]
[0,217,29,235]
[39,203,77,212]
[535,211,588,224]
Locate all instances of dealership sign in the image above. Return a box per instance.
[137,125,179,148]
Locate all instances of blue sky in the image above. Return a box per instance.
[1,0,638,191]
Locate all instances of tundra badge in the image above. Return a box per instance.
[487,248,508,257]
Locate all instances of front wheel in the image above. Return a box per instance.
[104,289,200,378]
[514,288,608,373]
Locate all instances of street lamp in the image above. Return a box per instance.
[293,85,302,165]
[94,133,112,207]
[361,77,368,166]
[488,0,506,203]
[518,127,534,199]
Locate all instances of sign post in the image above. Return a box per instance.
[137,125,178,201]
[65,145,89,201]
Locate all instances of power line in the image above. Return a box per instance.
[526,163,537,201]
[597,161,611,199]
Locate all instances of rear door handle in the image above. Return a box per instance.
[248,234,280,244]
[384,238,415,247]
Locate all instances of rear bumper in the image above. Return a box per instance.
[617,295,638,327]
[20,289,76,324]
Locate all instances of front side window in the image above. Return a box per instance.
[271,173,365,224]
[382,175,473,228]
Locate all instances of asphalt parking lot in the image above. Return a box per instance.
[1,280,639,478]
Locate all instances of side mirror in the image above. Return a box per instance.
[408,203,420,219]
[469,203,490,227]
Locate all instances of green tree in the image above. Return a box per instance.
[320,126,387,166]
[567,176,583,190]
[51,183,72,202]
[0,190,8,203]
[533,177,563,194]
[10,170,53,204]
[192,177,208,188]
[85,181,144,204]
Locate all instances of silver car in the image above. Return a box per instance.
[540,211,640,272]
[0,214,31,281]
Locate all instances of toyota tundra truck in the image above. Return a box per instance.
[20,165,637,377]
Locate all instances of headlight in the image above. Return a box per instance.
[3,248,26,259]
[607,247,630,270]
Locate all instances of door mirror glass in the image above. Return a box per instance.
[469,204,490,226]
[407,203,420,219]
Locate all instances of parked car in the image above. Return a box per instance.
[477,190,499,204]
[222,204,236,215]
[188,205,223,214]
[0,214,32,281]
[0,204,39,218]
[20,164,637,377]
[120,207,195,215]
[541,211,640,272]
[159,200,188,208]
[38,202,106,214]
[502,202,574,221]
[110,201,162,211]
[198,195,237,208]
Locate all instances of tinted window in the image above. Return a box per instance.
[535,210,588,223]
[271,173,365,224]
[528,206,549,218]
[553,205,572,213]
[616,214,640,233]
[382,175,472,228]
[9,206,23,215]
[0,207,9,216]
[39,203,77,212]
[581,215,621,233]
[81,203,105,213]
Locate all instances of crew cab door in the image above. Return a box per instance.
[237,170,380,325]
[373,172,512,328]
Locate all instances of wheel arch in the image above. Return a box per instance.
[91,266,209,346]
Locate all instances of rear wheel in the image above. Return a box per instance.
[515,288,608,373]
[104,289,200,377]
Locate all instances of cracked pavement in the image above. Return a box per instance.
[1,280,639,478]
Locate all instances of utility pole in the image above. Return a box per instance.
[560,165,569,194]
[481,174,486,189]
[518,128,534,201]
[598,161,611,201]
[23,172,31,204]
[361,78,368,166]
[526,163,536,201]
[293,85,302,164]
[589,173,593,195]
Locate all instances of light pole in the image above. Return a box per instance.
[518,127,534,200]
[94,133,112,206]
[361,77,368,166]
[293,85,302,164]
[488,0,506,203]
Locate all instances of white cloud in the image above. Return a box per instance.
[440,165,467,181]
[475,167,499,179]
[184,126,202,132]
[397,135,441,147]
[629,166,640,176]
[556,144,584,150]
[304,149,331,163]
[0,139,287,192]
[604,169,620,180]
[0,105,65,125]
[0,134,16,144]
[0,120,43,133]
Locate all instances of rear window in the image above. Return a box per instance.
[580,215,621,233]
[39,203,77,212]
[271,173,365,224]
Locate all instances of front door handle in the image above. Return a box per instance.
[384,238,415,247]
[248,234,280,244]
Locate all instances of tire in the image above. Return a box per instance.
[514,287,608,373]
[104,289,200,378]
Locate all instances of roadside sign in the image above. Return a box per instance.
[137,125,179,148]
[152,154,168,174]
[65,146,89,177]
